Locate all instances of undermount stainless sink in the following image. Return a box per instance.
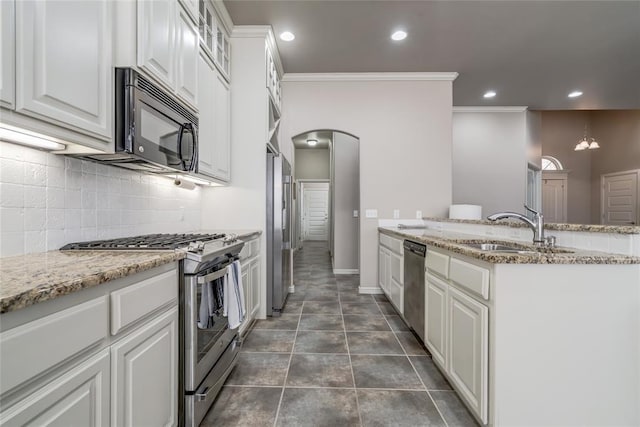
[456,240,574,254]
[466,243,527,252]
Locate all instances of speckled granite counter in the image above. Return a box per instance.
[379,227,640,265]
[0,250,184,314]
[422,217,640,234]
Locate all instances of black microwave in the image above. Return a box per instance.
[88,68,198,174]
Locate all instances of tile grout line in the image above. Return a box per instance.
[340,287,364,427]
[375,297,450,427]
[271,306,303,427]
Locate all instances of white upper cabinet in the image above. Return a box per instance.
[198,0,231,81]
[137,0,176,91]
[176,5,199,107]
[179,0,198,23]
[0,0,15,109]
[197,50,229,182]
[212,69,230,180]
[15,0,113,139]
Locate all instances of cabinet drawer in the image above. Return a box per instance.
[449,258,489,300]
[110,269,178,335]
[250,239,260,256]
[380,234,403,254]
[426,250,449,279]
[0,297,108,395]
[240,238,260,260]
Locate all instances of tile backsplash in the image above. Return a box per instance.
[0,142,202,257]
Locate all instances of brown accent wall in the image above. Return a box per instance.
[590,111,640,223]
[540,111,593,224]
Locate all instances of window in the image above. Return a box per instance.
[541,156,563,171]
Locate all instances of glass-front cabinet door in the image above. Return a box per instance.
[198,0,230,81]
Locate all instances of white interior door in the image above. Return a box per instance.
[303,183,329,241]
[542,177,567,223]
[601,171,639,225]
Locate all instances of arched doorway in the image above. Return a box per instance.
[291,129,360,275]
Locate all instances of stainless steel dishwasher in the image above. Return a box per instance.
[403,240,426,342]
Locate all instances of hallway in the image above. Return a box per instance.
[204,241,477,426]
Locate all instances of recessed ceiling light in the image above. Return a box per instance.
[568,91,583,98]
[483,90,497,99]
[307,139,318,147]
[280,31,295,42]
[391,30,407,41]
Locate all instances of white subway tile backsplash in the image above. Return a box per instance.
[24,186,46,208]
[0,232,25,257]
[0,183,23,207]
[1,207,25,232]
[24,163,46,186]
[24,208,46,231]
[46,187,65,209]
[47,165,65,188]
[47,209,65,230]
[0,142,201,256]
[65,190,82,209]
[24,230,47,254]
[46,229,66,251]
[0,158,24,184]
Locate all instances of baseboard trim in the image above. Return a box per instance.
[358,285,384,294]
[333,269,359,275]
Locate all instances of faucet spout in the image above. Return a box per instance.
[487,206,546,245]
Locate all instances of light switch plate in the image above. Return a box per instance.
[393,209,400,219]
[365,209,378,218]
[415,210,422,219]
[353,210,359,218]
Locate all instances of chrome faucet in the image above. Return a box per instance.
[487,205,550,246]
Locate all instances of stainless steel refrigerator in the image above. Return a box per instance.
[266,152,292,316]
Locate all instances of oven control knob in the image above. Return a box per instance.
[138,146,144,153]
[187,241,206,252]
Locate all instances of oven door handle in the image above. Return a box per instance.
[197,265,230,284]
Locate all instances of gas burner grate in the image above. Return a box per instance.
[60,233,225,250]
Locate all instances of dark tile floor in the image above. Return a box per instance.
[202,241,479,427]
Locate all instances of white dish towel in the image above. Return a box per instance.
[224,260,246,329]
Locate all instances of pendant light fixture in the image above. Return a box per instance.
[574,123,600,151]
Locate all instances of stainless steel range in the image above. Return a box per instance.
[62,233,245,427]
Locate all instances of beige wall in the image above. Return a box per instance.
[541,111,593,224]
[294,148,330,180]
[332,132,359,271]
[590,110,640,223]
[281,78,453,289]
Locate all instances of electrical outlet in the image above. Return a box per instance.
[365,209,378,218]
[415,210,422,219]
[179,206,185,221]
[393,209,400,219]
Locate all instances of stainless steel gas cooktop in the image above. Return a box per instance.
[60,233,226,250]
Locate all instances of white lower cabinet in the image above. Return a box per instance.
[425,273,447,368]
[239,237,261,335]
[378,233,403,312]
[0,350,110,427]
[447,286,489,424]
[424,248,489,425]
[111,307,178,427]
[249,259,261,319]
[0,265,179,427]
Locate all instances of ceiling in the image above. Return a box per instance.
[224,1,640,110]
[292,130,332,149]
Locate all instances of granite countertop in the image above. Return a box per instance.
[379,227,640,265]
[422,217,640,235]
[0,250,185,314]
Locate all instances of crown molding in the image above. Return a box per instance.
[282,72,459,82]
[212,1,234,34]
[453,106,529,113]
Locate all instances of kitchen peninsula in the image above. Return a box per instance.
[378,222,640,426]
